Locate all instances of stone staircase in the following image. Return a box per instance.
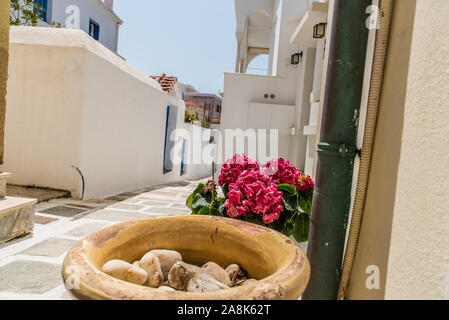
[0,173,36,244]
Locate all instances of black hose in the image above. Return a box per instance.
[72,166,85,200]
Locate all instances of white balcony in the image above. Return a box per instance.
[290,0,329,48]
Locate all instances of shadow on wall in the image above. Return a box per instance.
[346,0,417,300]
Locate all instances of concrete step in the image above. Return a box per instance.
[0,197,37,244]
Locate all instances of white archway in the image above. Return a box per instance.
[246,10,272,49]
[238,9,272,73]
[246,53,269,75]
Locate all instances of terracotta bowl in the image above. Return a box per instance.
[62,215,310,300]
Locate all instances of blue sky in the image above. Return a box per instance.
[114,0,238,94]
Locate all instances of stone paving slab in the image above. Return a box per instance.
[17,238,78,257]
[84,209,151,222]
[59,290,74,300]
[138,197,185,204]
[138,192,184,201]
[35,215,59,225]
[170,203,190,209]
[144,207,190,215]
[0,260,62,294]
[39,205,88,218]
[110,203,145,211]
[139,199,178,206]
[63,222,109,239]
[122,198,142,204]
[65,204,96,210]
[0,178,205,299]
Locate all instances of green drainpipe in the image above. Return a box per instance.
[302,0,371,300]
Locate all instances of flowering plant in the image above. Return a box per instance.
[184,111,196,123]
[186,155,315,242]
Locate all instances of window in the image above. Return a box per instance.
[89,19,100,41]
[34,0,48,22]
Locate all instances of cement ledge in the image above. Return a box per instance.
[0,197,37,216]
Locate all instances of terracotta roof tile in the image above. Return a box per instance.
[150,73,178,93]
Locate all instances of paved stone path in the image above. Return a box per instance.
[0,179,204,300]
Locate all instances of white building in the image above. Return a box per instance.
[12,0,122,53]
[221,0,329,175]
[1,27,215,200]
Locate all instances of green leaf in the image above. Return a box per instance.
[278,184,299,211]
[283,194,299,212]
[277,184,297,196]
[198,207,210,215]
[191,196,210,211]
[218,200,226,216]
[186,183,205,209]
[292,213,310,243]
[298,188,314,214]
[212,198,225,217]
[221,183,229,197]
[190,195,210,215]
[187,182,228,217]
[266,209,297,236]
[209,206,223,217]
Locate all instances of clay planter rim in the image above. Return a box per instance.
[62,215,310,300]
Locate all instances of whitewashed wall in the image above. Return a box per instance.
[220,73,297,164]
[2,27,211,200]
[50,0,121,53]
[10,0,121,53]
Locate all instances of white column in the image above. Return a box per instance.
[235,33,244,73]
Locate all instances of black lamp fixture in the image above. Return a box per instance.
[313,22,327,39]
[291,51,303,65]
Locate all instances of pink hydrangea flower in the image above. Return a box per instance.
[218,154,259,186]
[297,172,315,191]
[261,204,284,224]
[223,170,284,224]
[227,188,243,204]
[262,158,301,186]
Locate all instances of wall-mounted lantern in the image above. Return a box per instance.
[313,22,327,39]
[291,52,303,65]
